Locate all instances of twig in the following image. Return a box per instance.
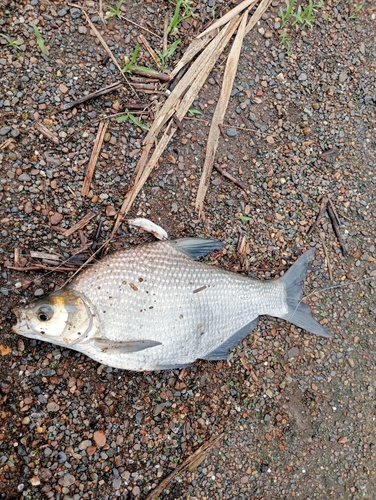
[99,0,104,22]
[130,68,170,82]
[6,264,79,272]
[59,81,123,111]
[81,122,108,196]
[327,204,347,256]
[327,197,341,226]
[34,122,59,144]
[214,164,247,190]
[137,34,162,70]
[307,197,327,236]
[145,433,224,500]
[163,12,169,52]
[319,232,333,281]
[0,138,16,150]
[123,16,162,39]
[60,211,96,237]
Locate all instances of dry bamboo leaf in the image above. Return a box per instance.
[198,0,257,38]
[195,10,249,215]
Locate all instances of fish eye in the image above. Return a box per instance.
[36,305,54,322]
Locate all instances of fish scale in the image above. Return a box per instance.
[13,238,330,371]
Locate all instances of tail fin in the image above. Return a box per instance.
[279,249,331,338]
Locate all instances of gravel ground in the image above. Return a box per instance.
[0,0,375,499]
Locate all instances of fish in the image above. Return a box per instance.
[12,238,330,371]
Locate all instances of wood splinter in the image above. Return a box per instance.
[81,122,108,197]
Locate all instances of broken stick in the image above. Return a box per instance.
[59,81,123,111]
[214,164,247,190]
[35,122,59,145]
[81,122,108,197]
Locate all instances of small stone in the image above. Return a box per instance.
[46,402,59,412]
[94,430,106,447]
[50,212,63,225]
[18,173,31,182]
[30,476,41,486]
[240,476,249,484]
[0,126,11,135]
[59,83,69,94]
[24,201,33,214]
[79,439,92,450]
[22,416,30,425]
[347,358,355,368]
[303,127,311,136]
[78,26,87,34]
[298,72,307,81]
[287,347,300,359]
[226,128,238,137]
[58,473,75,487]
[70,7,82,18]
[34,288,44,297]
[58,8,67,17]
[266,136,274,144]
[263,30,273,38]
[338,436,348,444]
[339,71,347,83]
[86,446,97,456]
[106,205,116,217]
[11,129,20,138]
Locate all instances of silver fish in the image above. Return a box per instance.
[13,238,330,371]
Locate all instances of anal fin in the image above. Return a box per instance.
[202,318,259,361]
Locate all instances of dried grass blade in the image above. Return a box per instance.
[61,211,96,237]
[195,10,249,215]
[198,0,257,38]
[81,122,108,197]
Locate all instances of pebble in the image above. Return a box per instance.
[226,128,238,137]
[298,72,308,81]
[46,402,59,412]
[94,430,106,447]
[0,126,11,135]
[34,288,44,297]
[287,347,300,359]
[58,473,75,487]
[29,476,41,486]
[50,212,63,225]
[18,173,31,182]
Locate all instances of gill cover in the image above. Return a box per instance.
[13,288,93,346]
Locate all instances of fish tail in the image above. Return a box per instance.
[279,249,331,338]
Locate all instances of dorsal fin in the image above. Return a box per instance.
[172,238,224,260]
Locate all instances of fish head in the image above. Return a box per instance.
[13,288,94,348]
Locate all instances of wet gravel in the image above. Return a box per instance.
[0,0,375,499]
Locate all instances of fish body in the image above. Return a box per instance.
[13,238,330,371]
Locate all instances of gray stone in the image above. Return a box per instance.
[298,72,308,81]
[226,128,238,137]
[0,126,11,136]
[18,173,31,182]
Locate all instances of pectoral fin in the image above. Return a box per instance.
[93,339,162,354]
